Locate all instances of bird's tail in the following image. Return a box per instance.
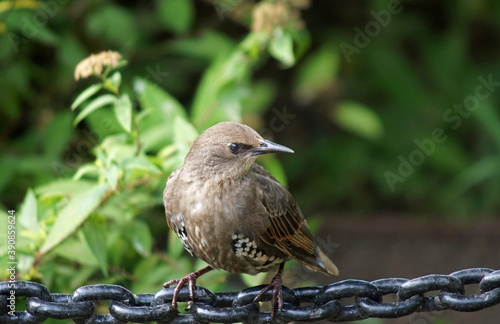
[294,246,340,276]
[317,249,339,276]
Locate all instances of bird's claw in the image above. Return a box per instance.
[163,266,214,311]
[163,274,197,310]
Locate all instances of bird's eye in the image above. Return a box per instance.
[229,143,242,154]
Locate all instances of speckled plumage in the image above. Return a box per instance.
[162,121,338,314]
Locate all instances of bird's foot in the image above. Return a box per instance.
[253,263,285,319]
[163,266,213,311]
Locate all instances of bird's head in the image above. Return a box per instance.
[184,122,293,178]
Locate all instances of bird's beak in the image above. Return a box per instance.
[251,140,294,156]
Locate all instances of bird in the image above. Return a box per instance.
[162,121,338,317]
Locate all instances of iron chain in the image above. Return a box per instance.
[1,268,500,323]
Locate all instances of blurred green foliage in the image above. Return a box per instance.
[0,0,314,300]
[1,0,500,311]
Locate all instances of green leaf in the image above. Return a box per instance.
[159,145,185,174]
[84,108,123,138]
[69,266,98,289]
[121,156,162,174]
[134,77,187,151]
[106,163,119,190]
[422,31,466,93]
[18,254,35,274]
[134,78,186,115]
[167,230,186,259]
[6,10,60,46]
[157,0,194,34]
[99,134,136,165]
[71,84,103,110]
[190,56,228,128]
[110,71,122,89]
[240,31,270,60]
[366,45,426,107]
[86,5,139,49]
[260,155,288,187]
[81,217,108,276]
[0,211,8,256]
[131,256,162,290]
[0,158,15,195]
[473,101,500,151]
[243,79,277,115]
[290,28,311,61]
[40,183,110,254]
[52,238,99,267]
[241,272,268,287]
[19,188,39,232]
[128,220,152,257]
[114,94,132,133]
[269,30,295,66]
[174,115,199,145]
[43,112,73,158]
[73,164,100,181]
[169,31,235,60]
[35,180,95,200]
[173,116,199,159]
[426,138,469,175]
[294,44,339,103]
[58,34,87,73]
[191,50,251,128]
[333,101,384,141]
[73,94,117,126]
[447,156,500,198]
[219,85,249,122]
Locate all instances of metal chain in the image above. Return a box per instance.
[1,268,500,323]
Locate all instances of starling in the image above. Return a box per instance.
[163,121,338,316]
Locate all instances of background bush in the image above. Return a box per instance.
[1,0,500,315]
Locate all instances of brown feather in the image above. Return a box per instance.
[253,164,338,275]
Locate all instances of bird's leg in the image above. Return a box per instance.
[253,263,285,318]
[163,266,214,310]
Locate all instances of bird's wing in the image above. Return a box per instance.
[253,164,339,275]
[252,164,316,258]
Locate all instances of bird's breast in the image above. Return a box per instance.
[165,176,284,274]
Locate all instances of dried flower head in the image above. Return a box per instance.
[288,0,310,10]
[252,3,287,33]
[74,51,122,80]
[251,0,306,33]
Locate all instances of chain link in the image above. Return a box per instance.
[1,268,499,323]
